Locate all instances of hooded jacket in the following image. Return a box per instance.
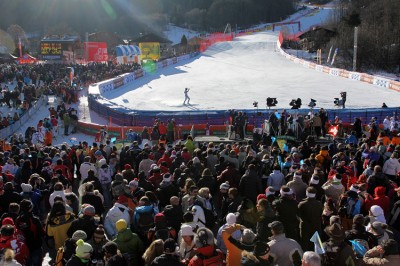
[113,228,144,264]
[46,212,76,250]
[104,203,131,238]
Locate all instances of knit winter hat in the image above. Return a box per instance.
[103,241,118,255]
[241,229,256,244]
[293,171,302,179]
[374,186,386,197]
[333,174,342,182]
[129,178,139,188]
[265,186,275,197]
[226,213,236,225]
[257,194,267,201]
[115,219,127,232]
[310,175,319,185]
[124,164,132,170]
[82,205,96,217]
[181,224,194,236]
[94,150,102,156]
[202,168,212,177]
[72,230,87,241]
[117,195,129,205]
[75,239,93,259]
[94,225,105,238]
[154,213,166,223]
[163,173,172,182]
[220,181,230,191]
[21,183,33,193]
[1,218,14,226]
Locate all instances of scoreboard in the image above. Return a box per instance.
[41,42,62,55]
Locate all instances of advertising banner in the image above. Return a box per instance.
[85,42,108,62]
[139,42,160,60]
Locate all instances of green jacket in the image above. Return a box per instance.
[113,229,144,265]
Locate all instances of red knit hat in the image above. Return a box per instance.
[117,195,129,205]
[154,213,165,223]
[257,194,267,202]
[124,164,132,170]
[374,186,386,197]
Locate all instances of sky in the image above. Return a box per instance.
[4,3,399,148]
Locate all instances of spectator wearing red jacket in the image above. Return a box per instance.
[364,186,391,216]
[0,224,29,265]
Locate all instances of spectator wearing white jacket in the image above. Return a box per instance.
[79,156,97,181]
[191,204,206,229]
[104,195,131,239]
[2,158,19,176]
[383,152,400,180]
[267,165,285,192]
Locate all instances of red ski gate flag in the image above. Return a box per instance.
[328,125,339,137]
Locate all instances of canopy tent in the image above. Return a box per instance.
[18,53,37,64]
[116,45,140,56]
[116,45,141,65]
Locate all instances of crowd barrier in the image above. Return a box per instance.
[0,95,46,140]
[276,32,400,92]
[83,28,399,141]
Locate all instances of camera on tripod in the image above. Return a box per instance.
[289,98,302,109]
[266,97,278,107]
[308,99,317,108]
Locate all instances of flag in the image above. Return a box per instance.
[328,125,339,137]
[18,36,22,58]
[277,139,286,151]
[326,46,333,64]
[190,124,195,138]
[110,137,117,143]
[310,231,325,254]
[271,136,276,144]
[331,48,338,65]
[349,240,367,257]
[69,67,74,86]
[283,143,289,152]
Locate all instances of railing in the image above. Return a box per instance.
[0,95,46,139]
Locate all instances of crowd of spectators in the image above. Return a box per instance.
[0,61,142,133]
[1,61,400,265]
[0,106,398,265]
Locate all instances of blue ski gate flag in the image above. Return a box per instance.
[310,231,325,254]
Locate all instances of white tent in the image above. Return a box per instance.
[116,45,141,65]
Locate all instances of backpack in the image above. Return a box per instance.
[323,241,347,266]
[349,239,368,258]
[153,228,172,241]
[53,247,65,266]
[339,197,360,219]
[137,209,155,233]
[196,250,224,266]
[198,206,216,229]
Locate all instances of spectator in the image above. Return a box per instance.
[113,219,144,265]
[143,239,164,266]
[104,195,131,239]
[267,221,303,266]
[65,239,93,266]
